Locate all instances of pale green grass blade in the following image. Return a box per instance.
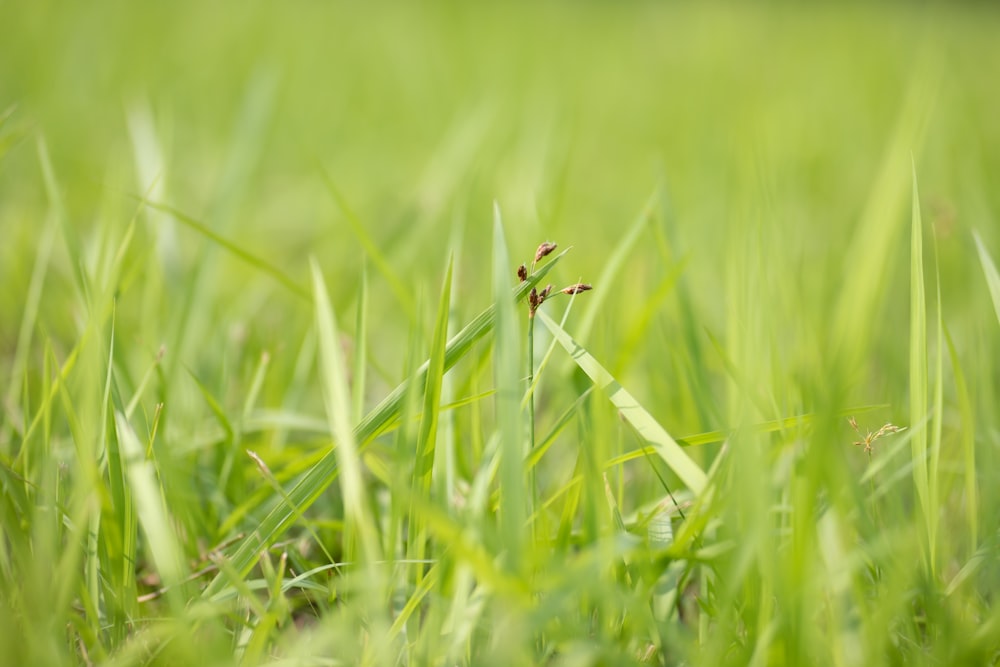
[575,192,656,342]
[0,104,28,161]
[201,252,566,598]
[138,198,309,299]
[909,167,931,567]
[929,228,944,572]
[2,216,55,422]
[944,325,977,554]
[974,230,1000,326]
[241,351,270,422]
[538,310,707,495]
[612,256,688,375]
[319,168,418,322]
[605,405,885,467]
[352,264,369,424]
[114,411,186,600]
[832,82,933,366]
[413,257,453,493]
[408,258,453,590]
[311,258,381,563]
[493,203,526,570]
[524,387,593,471]
[99,330,139,639]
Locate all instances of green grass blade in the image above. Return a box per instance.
[537,310,707,495]
[974,230,1000,327]
[136,198,310,300]
[944,325,977,554]
[413,257,453,493]
[352,263,369,424]
[929,227,944,572]
[407,257,454,589]
[909,167,931,571]
[575,192,655,343]
[832,83,932,367]
[493,203,526,571]
[114,410,186,601]
[311,258,381,563]
[319,168,418,322]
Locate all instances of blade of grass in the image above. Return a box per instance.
[575,192,656,343]
[114,408,186,606]
[944,325,977,554]
[136,199,309,300]
[973,230,1000,327]
[832,81,932,367]
[493,203,526,571]
[929,224,944,574]
[537,309,707,495]
[909,166,932,573]
[352,263,369,424]
[311,258,381,565]
[408,257,454,586]
[319,167,418,322]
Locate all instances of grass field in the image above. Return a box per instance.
[2,2,1000,665]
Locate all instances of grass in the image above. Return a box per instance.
[2,2,1000,665]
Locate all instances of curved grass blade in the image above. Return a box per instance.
[134,198,309,300]
[974,230,1000,327]
[909,167,931,569]
[537,310,707,495]
[311,258,381,564]
[408,257,454,585]
[493,203,526,570]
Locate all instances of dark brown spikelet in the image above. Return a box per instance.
[561,283,593,295]
[528,287,540,311]
[539,284,553,301]
[534,242,558,263]
[517,264,528,282]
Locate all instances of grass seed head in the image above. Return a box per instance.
[534,241,557,263]
[561,283,593,295]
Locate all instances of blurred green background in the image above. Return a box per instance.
[3,2,999,391]
[2,1,1000,664]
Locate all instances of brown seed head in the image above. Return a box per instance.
[561,283,593,295]
[517,264,528,282]
[528,287,539,311]
[534,242,558,263]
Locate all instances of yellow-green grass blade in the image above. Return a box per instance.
[114,410,186,605]
[929,227,944,574]
[100,326,140,639]
[575,192,656,344]
[352,264,369,424]
[311,258,381,564]
[537,310,707,495]
[974,230,1000,327]
[944,325,977,554]
[413,257,454,493]
[201,245,567,598]
[909,167,931,570]
[493,203,526,571]
[832,82,932,369]
[319,168,418,322]
[605,405,887,467]
[136,198,309,300]
[524,387,594,472]
[408,257,454,586]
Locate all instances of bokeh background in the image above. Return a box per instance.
[2,2,1000,664]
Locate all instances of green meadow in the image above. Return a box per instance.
[2,2,999,665]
